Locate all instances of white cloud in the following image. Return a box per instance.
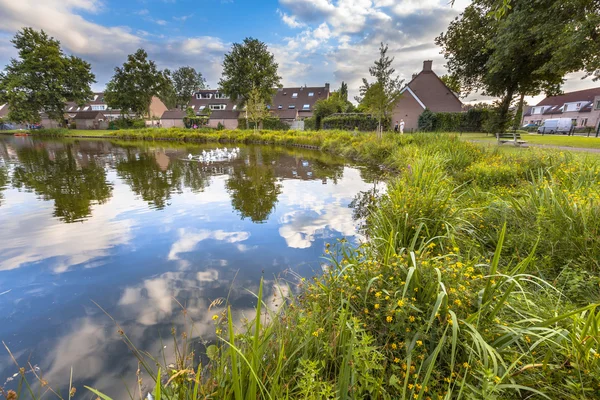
[0,184,138,273]
[278,9,306,28]
[167,228,250,263]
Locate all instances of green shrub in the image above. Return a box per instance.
[237,117,290,131]
[304,117,316,130]
[322,114,384,131]
[418,108,492,132]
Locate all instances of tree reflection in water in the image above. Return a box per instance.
[226,148,282,223]
[0,165,7,207]
[12,145,113,222]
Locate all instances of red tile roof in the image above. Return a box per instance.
[536,87,600,106]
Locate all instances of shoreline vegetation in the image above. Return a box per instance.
[4,129,600,399]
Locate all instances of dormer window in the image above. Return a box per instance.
[292,93,298,98]
[197,93,212,99]
[278,105,283,109]
[308,92,314,97]
[303,104,310,110]
[288,105,295,109]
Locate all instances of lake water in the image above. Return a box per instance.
[0,136,381,397]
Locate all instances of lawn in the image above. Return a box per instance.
[459,131,600,149]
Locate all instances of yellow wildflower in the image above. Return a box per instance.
[386,316,393,323]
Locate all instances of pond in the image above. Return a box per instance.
[0,136,382,397]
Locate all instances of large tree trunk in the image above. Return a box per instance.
[513,92,525,131]
[497,87,515,133]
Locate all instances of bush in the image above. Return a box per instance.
[108,117,147,130]
[217,122,225,130]
[304,117,316,131]
[237,117,290,131]
[418,108,492,132]
[322,114,384,131]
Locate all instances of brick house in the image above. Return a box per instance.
[182,84,330,129]
[522,87,600,132]
[392,60,463,132]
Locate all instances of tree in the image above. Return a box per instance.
[339,81,349,102]
[219,38,281,106]
[0,28,95,124]
[313,91,354,130]
[440,74,462,97]
[246,87,271,132]
[104,49,170,118]
[358,43,404,135]
[437,0,597,132]
[172,66,206,109]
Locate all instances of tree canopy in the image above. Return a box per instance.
[437,0,599,131]
[172,66,206,109]
[104,49,171,117]
[358,43,403,133]
[219,38,281,106]
[0,28,95,124]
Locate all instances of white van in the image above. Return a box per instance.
[537,118,572,134]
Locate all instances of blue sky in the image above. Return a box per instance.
[0,0,594,104]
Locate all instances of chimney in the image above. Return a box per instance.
[325,83,330,92]
[423,60,433,72]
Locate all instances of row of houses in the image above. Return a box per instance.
[6,59,598,132]
[161,60,463,131]
[522,87,600,131]
[0,60,465,131]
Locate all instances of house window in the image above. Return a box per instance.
[278,105,283,109]
[576,102,581,110]
[308,92,314,97]
[91,105,106,111]
[596,100,600,110]
[581,118,588,126]
[209,104,226,110]
[292,93,298,98]
[197,93,212,99]
[214,93,229,99]
[288,105,295,109]
[233,105,237,110]
[303,104,310,110]
[531,107,537,114]
[199,106,206,111]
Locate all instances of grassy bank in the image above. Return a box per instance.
[6,131,600,399]
[459,131,600,149]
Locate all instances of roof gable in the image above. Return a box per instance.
[406,71,462,112]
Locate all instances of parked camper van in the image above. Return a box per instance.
[537,118,572,134]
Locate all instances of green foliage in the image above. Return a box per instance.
[313,92,354,129]
[358,43,403,133]
[436,1,562,131]
[304,117,316,130]
[104,49,170,117]
[238,117,290,131]
[418,108,492,132]
[246,87,271,132]
[219,38,282,106]
[440,74,462,96]
[171,66,205,109]
[108,117,146,130]
[322,114,383,131]
[0,28,95,124]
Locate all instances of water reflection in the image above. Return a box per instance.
[0,136,382,397]
[12,144,113,222]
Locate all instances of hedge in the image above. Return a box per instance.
[322,114,386,131]
[237,117,290,131]
[418,108,492,132]
[304,117,316,131]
